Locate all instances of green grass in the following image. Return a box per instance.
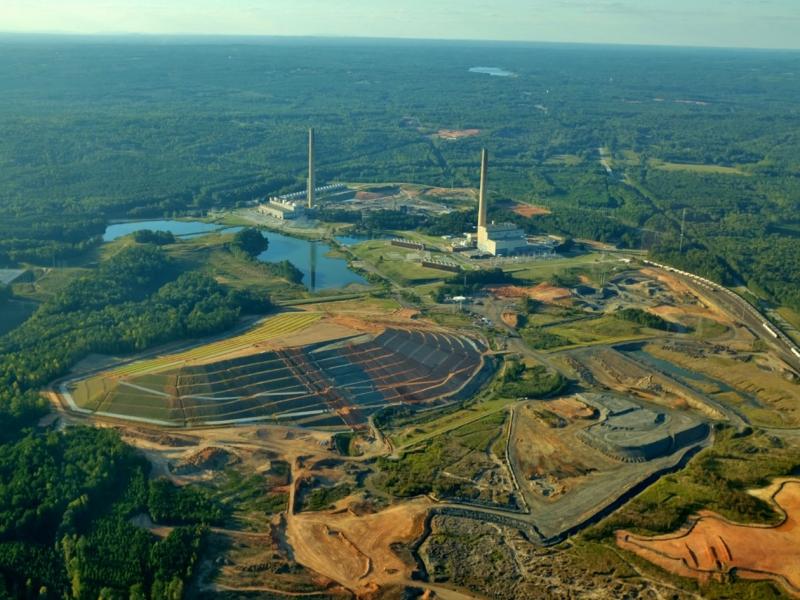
[777,306,800,331]
[12,267,92,302]
[504,253,621,283]
[349,239,452,285]
[389,396,513,451]
[690,318,730,340]
[543,315,649,348]
[163,233,307,301]
[107,312,321,377]
[207,469,289,528]
[302,484,352,511]
[375,411,510,501]
[544,154,583,166]
[648,158,748,176]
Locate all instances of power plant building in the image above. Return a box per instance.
[475,149,529,256]
[259,127,347,219]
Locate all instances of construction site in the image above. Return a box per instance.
[61,310,492,429]
[39,131,800,598]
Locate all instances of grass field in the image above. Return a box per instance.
[162,233,307,302]
[349,239,454,285]
[777,306,800,331]
[108,312,322,377]
[12,267,92,302]
[503,253,621,283]
[648,158,748,176]
[537,315,650,350]
[388,396,514,452]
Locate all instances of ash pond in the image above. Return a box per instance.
[103,220,366,291]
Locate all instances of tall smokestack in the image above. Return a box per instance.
[307,128,315,209]
[478,148,488,228]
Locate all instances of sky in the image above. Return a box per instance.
[1,0,799,50]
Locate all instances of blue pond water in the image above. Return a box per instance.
[333,234,389,247]
[102,220,366,291]
[103,219,224,241]
[256,231,366,291]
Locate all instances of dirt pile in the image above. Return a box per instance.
[173,446,240,475]
[286,498,430,596]
[488,283,572,304]
[501,311,520,328]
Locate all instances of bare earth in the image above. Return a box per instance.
[488,283,572,304]
[286,497,431,597]
[617,479,800,597]
[435,128,481,140]
[512,203,551,218]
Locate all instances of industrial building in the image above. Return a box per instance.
[258,128,348,219]
[474,149,529,256]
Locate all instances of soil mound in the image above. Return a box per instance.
[173,446,240,475]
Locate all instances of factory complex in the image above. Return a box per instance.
[257,130,552,257]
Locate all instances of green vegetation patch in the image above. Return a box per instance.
[616,308,671,331]
[301,484,352,512]
[500,361,567,399]
[586,427,800,540]
[374,411,517,508]
[648,158,748,176]
[544,315,649,348]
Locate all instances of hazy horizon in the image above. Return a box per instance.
[1,0,799,51]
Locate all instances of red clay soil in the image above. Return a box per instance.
[617,479,800,597]
[501,311,520,328]
[488,283,572,304]
[512,203,552,218]
[435,128,481,140]
[547,397,595,420]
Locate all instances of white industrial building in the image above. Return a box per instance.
[474,149,529,256]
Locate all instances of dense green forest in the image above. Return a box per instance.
[0,243,270,598]
[0,38,798,307]
[0,427,219,598]
[0,48,794,408]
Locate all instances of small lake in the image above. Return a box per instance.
[333,233,389,247]
[103,220,224,241]
[103,220,366,291]
[469,66,514,77]
[257,231,366,291]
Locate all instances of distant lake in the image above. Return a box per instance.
[102,220,366,291]
[103,220,224,241]
[469,66,514,77]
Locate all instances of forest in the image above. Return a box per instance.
[0,426,220,599]
[0,38,797,308]
[0,243,272,598]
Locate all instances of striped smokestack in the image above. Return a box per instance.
[478,148,488,228]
